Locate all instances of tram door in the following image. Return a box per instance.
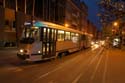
[41,27,57,59]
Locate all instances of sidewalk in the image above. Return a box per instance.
[0,47,18,51]
[109,47,125,56]
[106,46,125,83]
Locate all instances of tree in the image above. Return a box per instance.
[98,0,125,48]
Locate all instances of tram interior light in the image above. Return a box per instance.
[91,41,94,45]
[38,51,41,53]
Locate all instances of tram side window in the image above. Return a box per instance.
[43,28,46,41]
[47,28,50,41]
[65,32,71,41]
[57,30,64,41]
[71,33,75,39]
[71,33,79,42]
[75,33,79,41]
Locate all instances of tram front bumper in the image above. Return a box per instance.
[17,53,29,60]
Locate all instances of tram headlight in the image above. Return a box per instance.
[38,51,41,53]
[20,49,24,53]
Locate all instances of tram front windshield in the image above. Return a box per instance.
[20,27,39,44]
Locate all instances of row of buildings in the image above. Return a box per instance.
[0,0,97,47]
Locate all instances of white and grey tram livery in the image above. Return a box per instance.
[17,21,92,61]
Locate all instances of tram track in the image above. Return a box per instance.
[33,47,104,83]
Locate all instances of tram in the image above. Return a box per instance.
[17,21,91,61]
[83,33,92,49]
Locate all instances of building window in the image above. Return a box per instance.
[0,0,3,7]
[5,0,16,9]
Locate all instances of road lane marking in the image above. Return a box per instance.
[72,47,104,83]
[71,55,96,83]
[13,68,23,72]
[90,49,104,81]
[34,48,104,83]
[48,80,56,83]
[37,65,63,79]
[1,65,23,72]
[102,50,108,83]
[72,72,84,83]
[34,52,85,82]
[89,48,103,65]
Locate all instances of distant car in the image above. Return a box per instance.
[112,38,120,48]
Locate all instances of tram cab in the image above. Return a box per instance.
[17,21,57,61]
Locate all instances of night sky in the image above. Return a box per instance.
[82,0,101,31]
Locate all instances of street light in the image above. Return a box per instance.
[65,24,69,27]
[113,22,118,26]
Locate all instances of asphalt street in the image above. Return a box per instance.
[0,47,125,83]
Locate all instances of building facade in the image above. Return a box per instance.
[65,0,81,30]
[86,20,97,39]
[0,0,89,47]
[80,2,88,33]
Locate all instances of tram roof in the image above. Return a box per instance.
[33,21,83,34]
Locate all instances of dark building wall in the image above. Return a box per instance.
[5,0,16,10]
[17,0,25,12]
[16,12,26,40]
[0,7,16,41]
[54,0,65,25]
[0,0,3,7]
[26,0,33,15]
[23,0,66,25]
[34,0,43,18]
[0,0,16,47]
[4,8,16,44]
[0,6,4,40]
